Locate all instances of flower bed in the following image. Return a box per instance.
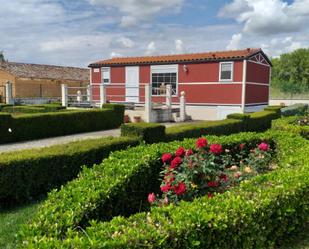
[149,138,274,206]
[18,130,309,248]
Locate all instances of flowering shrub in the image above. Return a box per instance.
[148,137,273,206]
[296,116,309,126]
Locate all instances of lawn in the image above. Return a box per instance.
[0,202,41,249]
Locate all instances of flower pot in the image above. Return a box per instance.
[133,116,141,123]
[124,115,130,123]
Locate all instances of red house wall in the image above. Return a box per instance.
[245,84,269,104]
[246,61,270,84]
[91,68,101,101]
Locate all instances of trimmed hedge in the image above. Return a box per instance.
[0,105,124,144]
[18,131,309,248]
[272,116,309,139]
[0,136,139,206]
[120,122,165,143]
[281,103,308,117]
[1,103,66,113]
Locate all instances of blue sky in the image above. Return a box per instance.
[0,0,308,67]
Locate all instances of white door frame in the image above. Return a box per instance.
[125,66,139,103]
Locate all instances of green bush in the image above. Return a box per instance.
[281,103,308,117]
[0,105,124,144]
[0,104,13,111]
[2,106,46,113]
[0,136,139,206]
[272,116,309,139]
[120,122,165,143]
[165,119,243,141]
[226,113,251,120]
[18,131,309,248]
[246,110,279,132]
[264,105,282,116]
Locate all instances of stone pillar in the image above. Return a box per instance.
[166,84,172,121]
[5,81,13,105]
[99,84,106,107]
[77,90,82,103]
[61,84,68,107]
[180,91,186,122]
[144,84,152,122]
[87,84,92,105]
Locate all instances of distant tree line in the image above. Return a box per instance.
[0,51,5,62]
[271,48,309,97]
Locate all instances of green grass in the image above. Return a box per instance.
[0,202,41,249]
[270,87,309,99]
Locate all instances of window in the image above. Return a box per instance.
[151,65,178,95]
[220,62,233,81]
[101,67,110,84]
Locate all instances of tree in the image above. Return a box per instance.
[271,48,309,97]
[0,51,5,62]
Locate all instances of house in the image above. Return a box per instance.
[88,48,271,120]
[0,62,89,103]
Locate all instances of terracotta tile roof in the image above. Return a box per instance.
[0,62,89,82]
[89,48,265,67]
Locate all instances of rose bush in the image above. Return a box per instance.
[149,137,273,206]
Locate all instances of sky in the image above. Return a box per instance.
[0,0,308,68]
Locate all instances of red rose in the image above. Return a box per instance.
[196,137,208,148]
[258,142,269,151]
[186,149,194,156]
[170,156,182,169]
[162,153,172,163]
[209,144,222,155]
[161,183,171,193]
[207,181,219,187]
[207,192,213,199]
[220,174,228,182]
[173,182,186,195]
[239,143,245,150]
[164,173,175,183]
[147,193,156,203]
[175,147,186,157]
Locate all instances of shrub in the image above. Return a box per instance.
[264,105,282,117]
[2,105,46,113]
[0,105,124,144]
[120,122,165,143]
[0,136,139,206]
[272,116,309,139]
[246,110,279,132]
[226,113,250,120]
[18,131,309,248]
[281,103,308,117]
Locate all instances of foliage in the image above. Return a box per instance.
[272,116,309,139]
[271,48,309,96]
[0,136,139,206]
[281,103,308,117]
[0,105,124,144]
[0,51,5,62]
[149,138,273,206]
[18,130,309,248]
[120,122,166,143]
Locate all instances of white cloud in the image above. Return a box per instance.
[175,39,184,53]
[117,37,135,48]
[226,33,242,50]
[219,0,309,35]
[110,51,122,58]
[145,41,156,55]
[88,0,184,27]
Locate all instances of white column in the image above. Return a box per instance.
[61,84,68,107]
[99,84,106,107]
[180,91,186,122]
[241,59,247,113]
[77,90,82,103]
[144,84,152,122]
[166,84,172,121]
[5,81,13,105]
[87,84,92,105]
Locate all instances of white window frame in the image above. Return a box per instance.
[150,64,178,96]
[101,67,111,84]
[219,61,234,82]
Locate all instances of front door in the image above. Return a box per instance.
[125,66,139,103]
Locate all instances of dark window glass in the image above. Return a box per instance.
[220,63,232,80]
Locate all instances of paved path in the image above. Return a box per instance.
[0,121,201,153]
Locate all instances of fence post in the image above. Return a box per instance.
[180,91,186,122]
[61,84,68,107]
[87,84,92,106]
[77,90,82,103]
[166,84,172,121]
[145,84,152,122]
[5,81,13,105]
[99,84,106,107]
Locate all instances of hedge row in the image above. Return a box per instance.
[121,107,281,142]
[0,136,139,206]
[272,116,309,139]
[281,103,308,117]
[0,104,124,144]
[1,103,66,114]
[18,130,309,248]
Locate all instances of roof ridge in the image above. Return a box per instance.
[0,61,88,70]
